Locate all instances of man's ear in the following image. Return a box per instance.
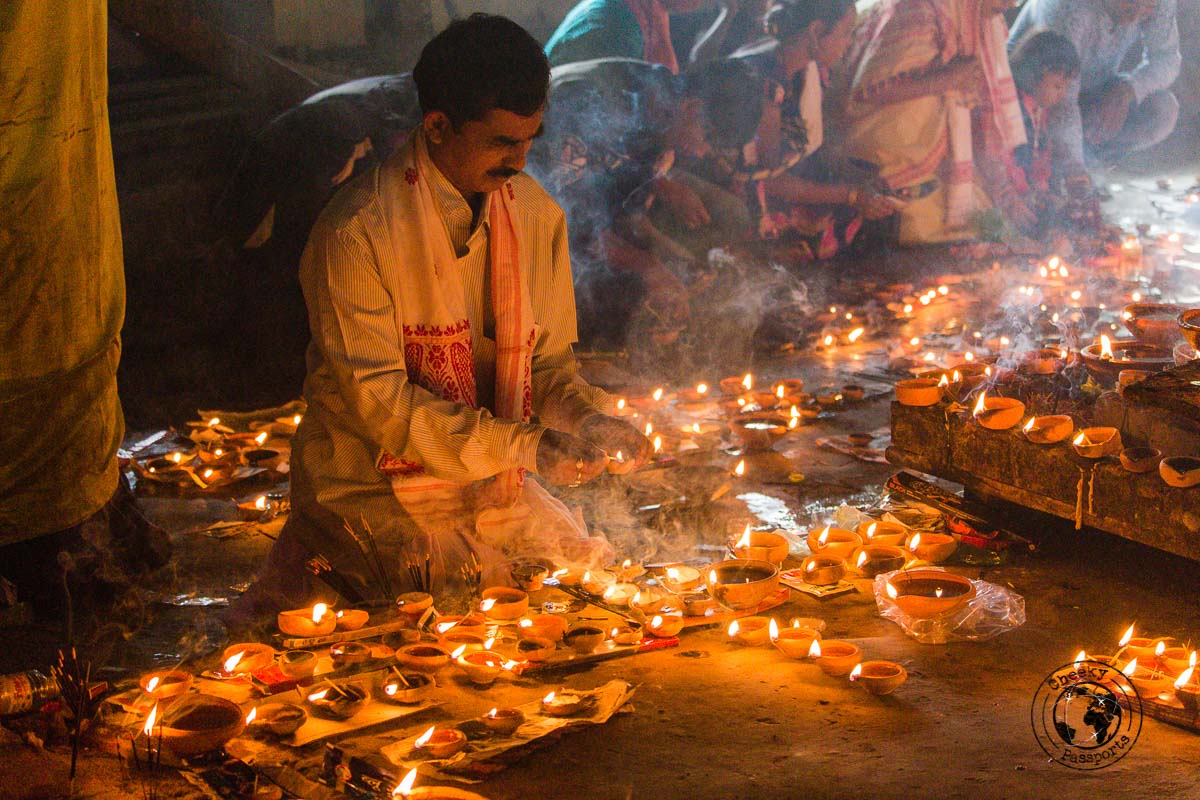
[423,111,452,144]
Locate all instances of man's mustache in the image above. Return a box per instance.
[488,167,521,178]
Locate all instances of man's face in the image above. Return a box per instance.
[424,107,544,196]
[1107,0,1157,23]
[1034,71,1072,108]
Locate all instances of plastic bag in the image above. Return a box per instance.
[873,568,1026,644]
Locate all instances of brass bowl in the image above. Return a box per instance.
[705,559,780,611]
[851,661,908,695]
[159,696,246,757]
[1160,456,1200,488]
[1123,303,1187,344]
[885,570,975,618]
[1120,447,1162,474]
[730,412,791,450]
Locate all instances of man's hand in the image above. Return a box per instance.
[535,429,608,486]
[653,177,712,229]
[856,187,896,220]
[1084,81,1135,145]
[578,414,651,474]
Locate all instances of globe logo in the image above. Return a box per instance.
[1031,660,1143,770]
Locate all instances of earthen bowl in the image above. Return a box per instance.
[857,520,908,547]
[815,641,863,676]
[772,626,821,659]
[1019,348,1065,375]
[705,559,781,611]
[510,562,550,592]
[728,615,773,646]
[806,527,863,560]
[1123,303,1187,344]
[439,630,489,654]
[895,379,942,407]
[277,608,336,638]
[334,609,369,631]
[521,613,568,642]
[1120,447,1162,474]
[251,702,307,736]
[1160,456,1200,487]
[973,397,1026,430]
[395,591,434,618]
[480,586,529,620]
[456,650,505,686]
[564,625,606,654]
[852,545,907,578]
[1080,339,1172,383]
[516,635,557,662]
[729,530,790,565]
[610,624,645,646]
[379,672,436,704]
[221,643,275,674]
[1179,309,1200,350]
[852,661,908,695]
[396,644,452,674]
[159,696,246,757]
[305,682,369,720]
[1072,427,1122,459]
[140,670,194,703]
[800,555,845,586]
[905,533,957,564]
[1023,415,1074,444]
[730,413,791,450]
[329,641,372,669]
[885,570,975,618]
[278,650,317,679]
[541,693,586,717]
[482,708,526,736]
[416,728,467,758]
[645,613,686,638]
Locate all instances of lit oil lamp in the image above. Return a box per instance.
[277,602,336,637]
[1080,335,1172,383]
[1071,427,1122,459]
[601,582,639,607]
[563,625,606,654]
[884,570,975,618]
[706,560,781,611]
[852,545,906,579]
[1121,657,1173,698]
[520,613,568,641]
[1022,415,1074,445]
[1174,665,1198,711]
[971,391,1025,431]
[541,691,585,717]
[800,555,845,586]
[661,564,704,593]
[905,532,957,564]
[645,612,685,638]
[395,644,452,674]
[894,378,941,407]
[849,661,908,695]
[805,526,862,560]
[629,585,670,614]
[856,520,907,547]
[482,707,525,735]
[413,725,467,758]
[220,643,274,675]
[581,569,616,596]
[335,608,370,631]
[771,620,821,660]
[479,586,529,620]
[815,641,863,676]
[139,670,193,703]
[396,591,433,618]
[676,382,713,408]
[456,649,505,686]
[729,525,789,565]
[727,616,773,646]
[306,681,369,720]
[730,412,791,450]
[610,623,644,646]
[235,494,271,521]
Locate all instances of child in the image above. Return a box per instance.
[1007,30,1081,204]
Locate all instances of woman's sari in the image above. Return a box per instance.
[842,0,1024,244]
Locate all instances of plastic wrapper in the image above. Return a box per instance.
[873,568,1025,644]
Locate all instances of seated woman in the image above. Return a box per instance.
[729,0,895,259]
[545,0,711,73]
[840,0,1027,245]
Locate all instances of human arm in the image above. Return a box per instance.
[851,57,986,109]
[762,173,893,219]
[1124,0,1181,105]
[688,1,742,66]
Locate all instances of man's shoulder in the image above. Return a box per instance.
[507,172,566,224]
[312,164,386,241]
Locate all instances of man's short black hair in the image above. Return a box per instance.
[413,13,550,127]
[682,59,765,152]
[1009,30,1082,94]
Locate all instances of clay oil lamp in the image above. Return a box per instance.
[905,532,957,564]
[335,609,369,631]
[680,592,719,617]
[396,644,452,674]
[800,555,845,586]
[1119,447,1162,474]
[1081,335,1172,383]
[951,363,989,390]
[243,447,283,471]
[613,558,646,582]
[1019,348,1066,375]
[806,526,862,560]
[236,494,271,521]
[894,378,941,407]
[413,725,467,758]
[482,707,525,736]
[455,648,505,686]
[580,569,616,596]
[1122,303,1186,345]
[305,681,369,720]
[815,641,862,676]
[515,634,557,662]
[1116,624,1160,661]
[849,661,908,695]
[770,619,822,660]
[1160,647,1194,677]
[857,520,908,547]
[479,586,529,620]
[841,384,866,403]
[601,583,639,607]
[278,650,317,680]
[1022,415,1074,445]
[220,644,274,676]
[721,373,754,396]
[541,691,585,717]
[730,412,791,450]
[379,669,435,704]
[675,382,714,410]
[249,702,307,736]
[661,565,705,594]
[884,570,975,618]
[158,696,247,758]
[622,589,662,617]
[726,616,773,646]
[972,391,1025,431]
[140,670,193,704]
[847,432,875,448]
[550,566,585,587]
[728,525,790,565]
[519,613,568,641]
[329,641,372,669]
[645,612,685,638]
[278,602,336,637]
[814,388,843,407]
[705,559,780,611]
[1179,309,1200,350]
[852,546,906,579]
[1117,369,1152,393]
[628,386,668,411]
[510,563,549,592]
[564,625,606,654]
[396,591,434,619]
[1121,657,1174,698]
[1072,427,1122,459]
[610,623,644,646]
[1160,456,1200,488]
[1173,664,1198,711]
[440,629,490,655]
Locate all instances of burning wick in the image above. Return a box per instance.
[1023,418,1035,433]
[972,391,987,417]
[170,452,182,464]
[652,387,664,402]
[480,598,497,613]
[735,525,752,549]
[450,645,468,659]
[848,327,864,343]
[741,373,753,391]
[808,640,822,659]
[254,432,268,446]
[1099,334,1114,360]
[823,335,835,347]
[207,417,220,427]
[223,651,245,674]
[696,382,708,395]
[1119,624,1135,648]
[146,676,161,693]
[414,726,435,748]
[733,459,746,477]
[727,620,740,638]
[768,618,780,642]
[392,768,419,797]
[143,704,159,737]
[849,664,863,681]
[885,582,898,600]
[254,495,267,511]
[1122,658,1139,678]
[312,602,328,623]
[616,398,626,411]
[652,435,663,454]
[245,707,257,725]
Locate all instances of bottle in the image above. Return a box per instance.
[0,670,59,715]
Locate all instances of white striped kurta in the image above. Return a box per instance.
[286,131,611,594]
